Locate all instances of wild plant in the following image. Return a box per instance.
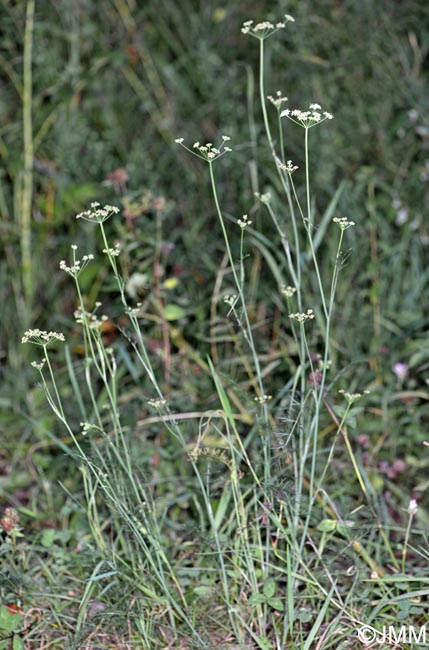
[21,14,424,650]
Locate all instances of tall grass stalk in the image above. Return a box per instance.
[20,0,35,318]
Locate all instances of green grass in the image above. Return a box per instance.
[1,1,429,648]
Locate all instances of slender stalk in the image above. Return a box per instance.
[402,510,415,573]
[208,161,271,484]
[21,0,35,317]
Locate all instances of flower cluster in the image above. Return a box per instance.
[102,243,121,257]
[333,217,355,230]
[254,394,272,404]
[277,159,299,175]
[175,136,232,162]
[254,191,271,204]
[223,294,237,307]
[281,285,297,298]
[147,398,167,409]
[31,359,46,371]
[281,103,333,129]
[268,91,288,109]
[241,15,295,39]
[338,389,370,404]
[22,329,65,345]
[238,214,252,229]
[59,245,94,278]
[289,309,315,323]
[79,422,102,436]
[0,507,19,534]
[74,304,109,330]
[76,202,120,223]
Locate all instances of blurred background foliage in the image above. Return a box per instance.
[1,0,429,532]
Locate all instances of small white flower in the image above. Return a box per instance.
[408,499,418,516]
[333,217,355,230]
[254,191,271,204]
[289,309,315,323]
[102,243,121,257]
[277,159,298,174]
[338,389,370,404]
[254,394,272,404]
[223,294,237,306]
[31,359,46,371]
[175,138,184,143]
[237,214,252,229]
[268,91,288,109]
[147,398,167,409]
[281,285,296,298]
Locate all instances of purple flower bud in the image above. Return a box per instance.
[393,363,409,381]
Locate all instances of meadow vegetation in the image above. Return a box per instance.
[1,1,429,648]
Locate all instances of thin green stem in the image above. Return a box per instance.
[21,0,35,317]
[402,513,415,573]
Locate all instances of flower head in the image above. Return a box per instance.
[147,398,167,409]
[393,363,409,381]
[281,285,297,298]
[31,359,46,371]
[333,217,355,230]
[175,136,232,163]
[338,388,370,405]
[223,294,237,307]
[254,394,272,404]
[289,309,315,323]
[281,103,334,129]
[237,214,252,229]
[407,498,418,516]
[277,159,299,175]
[241,15,294,39]
[254,191,271,204]
[76,203,120,223]
[22,329,65,346]
[267,91,288,109]
[59,245,94,278]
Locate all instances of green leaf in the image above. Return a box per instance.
[268,597,284,611]
[193,586,212,596]
[336,521,355,536]
[13,636,24,650]
[163,304,186,321]
[0,606,22,632]
[41,528,57,548]
[297,607,313,623]
[263,578,276,599]
[255,636,272,650]
[317,519,337,533]
[248,593,266,606]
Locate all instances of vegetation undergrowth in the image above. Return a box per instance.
[2,4,429,650]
